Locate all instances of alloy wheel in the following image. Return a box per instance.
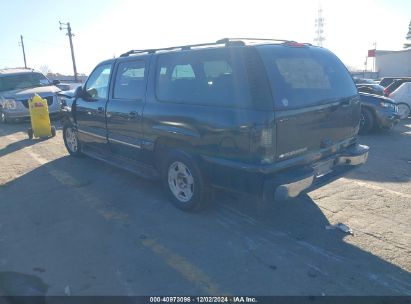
[168,161,194,203]
[65,127,78,152]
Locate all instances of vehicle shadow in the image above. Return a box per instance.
[0,120,62,143]
[0,138,50,158]
[0,155,410,295]
[0,121,31,137]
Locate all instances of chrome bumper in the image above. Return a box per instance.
[273,144,369,201]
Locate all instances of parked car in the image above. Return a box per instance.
[358,92,399,133]
[0,68,62,123]
[56,82,83,92]
[388,82,411,119]
[379,77,411,88]
[353,77,384,96]
[383,78,411,97]
[61,38,369,211]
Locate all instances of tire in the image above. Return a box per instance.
[359,108,374,134]
[51,126,56,137]
[28,128,33,139]
[397,103,410,119]
[63,124,83,157]
[163,150,208,212]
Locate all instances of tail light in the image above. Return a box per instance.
[260,128,273,147]
[383,88,389,96]
[251,126,275,164]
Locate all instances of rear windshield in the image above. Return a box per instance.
[257,45,357,110]
[0,72,50,92]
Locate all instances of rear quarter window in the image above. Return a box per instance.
[257,46,357,110]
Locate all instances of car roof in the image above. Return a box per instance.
[0,68,40,76]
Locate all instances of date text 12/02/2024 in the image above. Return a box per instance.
[149,297,258,303]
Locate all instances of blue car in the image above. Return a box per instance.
[359,92,400,134]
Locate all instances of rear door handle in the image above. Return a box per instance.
[97,106,105,114]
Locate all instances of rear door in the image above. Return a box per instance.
[106,57,150,161]
[257,45,360,162]
[75,62,112,150]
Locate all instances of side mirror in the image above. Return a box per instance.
[52,80,60,85]
[74,86,84,98]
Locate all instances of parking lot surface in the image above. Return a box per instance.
[0,120,410,296]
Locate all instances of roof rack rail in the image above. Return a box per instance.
[119,39,252,57]
[119,37,298,58]
[120,49,156,57]
[216,37,291,44]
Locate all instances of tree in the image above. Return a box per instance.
[404,20,411,49]
[39,64,52,75]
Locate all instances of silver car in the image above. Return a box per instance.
[0,68,63,123]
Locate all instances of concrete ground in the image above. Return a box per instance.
[0,120,410,296]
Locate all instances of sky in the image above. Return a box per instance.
[0,0,410,75]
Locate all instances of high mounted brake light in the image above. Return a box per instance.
[283,41,309,47]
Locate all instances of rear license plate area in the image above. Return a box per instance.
[313,159,335,178]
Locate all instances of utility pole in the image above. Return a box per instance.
[59,21,78,82]
[373,42,377,73]
[19,35,27,68]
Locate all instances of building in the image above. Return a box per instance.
[375,49,411,78]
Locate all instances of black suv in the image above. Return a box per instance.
[61,38,369,211]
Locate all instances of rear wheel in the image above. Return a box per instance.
[359,108,374,134]
[63,124,82,157]
[163,151,208,212]
[397,103,410,119]
[28,128,33,139]
[51,126,56,137]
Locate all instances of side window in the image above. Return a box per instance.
[203,60,232,78]
[155,50,250,108]
[85,64,112,99]
[171,65,195,80]
[113,60,146,100]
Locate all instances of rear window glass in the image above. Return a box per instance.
[258,46,357,110]
[155,49,250,108]
[275,58,331,89]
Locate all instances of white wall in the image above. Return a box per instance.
[375,50,411,77]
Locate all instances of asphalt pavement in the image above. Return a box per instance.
[0,120,410,296]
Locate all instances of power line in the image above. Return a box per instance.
[24,37,67,48]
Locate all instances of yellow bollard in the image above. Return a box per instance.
[28,94,55,139]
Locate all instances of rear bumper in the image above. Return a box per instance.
[263,144,369,201]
